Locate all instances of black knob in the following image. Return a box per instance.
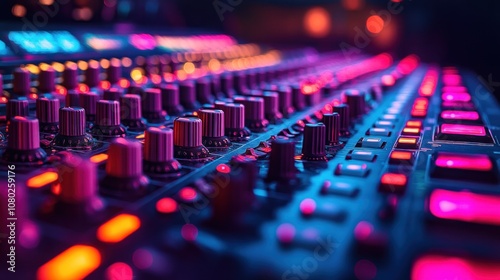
[142,88,166,124]
[120,94,147,132]
[333,104,350,135]
[91,100,126,138]
[38,66,56,93]
[276,85,295,117]
[301,123,327,161]
[13,68,31,97]
[262,92,283,124]
[179,81,200,110]
[2,117,47,166]
[196,78,214,104]
[291,84,306,111]
[266,137,296,182]
[79,92,99,123]
[103,87,123,101]
[36,97,60,133]
[85,60,101,88]
[107,58,122,85]
[234,96,269,132]
[344,89,366,119]
[220,72,235,97]
[220,103,251,142]
[63,62,78,90]
[323,113,341,146]
[160,83,184,115]
[6,99,29,121]
[65,90,80,107]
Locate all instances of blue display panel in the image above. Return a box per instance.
[8,31,82,54]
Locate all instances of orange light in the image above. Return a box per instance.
[27,172,58,188]
[135,133,145,139]
[403,127,421,134]
[342,0,364,10]
[411,109,427,117]
[390,151,412,160]
[130,68,144,82]
[366,15,384,34]
[90,153,108,163]
[156,198,178,214]
[78,84,89,93]
[183,62,195,74]
[304,7,331,38]
[151,74,162,85]
[381,173,407,186]
[381,74,395,86]
[406,120,422,128]
[121,57,133,68]
[51,183,61,195]
[0,97,8,104]
[398,137,417,144]
[119,78,130,89]
[100,80,111,90]
[30,93,38,99]
[12,5,26,17]
[97,214,140,243]
[37,245,101,280]
[55,85,67,96]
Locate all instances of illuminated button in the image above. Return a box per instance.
[374,120,394,128]
[335,163,369,177]
[401,127,421,136]
[380,114,397,121]
[441,100,476,110]
[386,108,401,114]
[346,150,376,162]
[361,137,384,148]
[406,120,422,128]
[412,254,500,280]
[396,137,420,149]
[441,92,471,102]
[37,245,101,280]
[428,189,500,226]
[389,150,415,165]
[97,214,141,243]
[440,110,480,121]
[367,128,391,136]
[379,173,407,194]
[320,181,359,197]
[411,109,427,118]
[435,124,493,143]
[430,152,497,183]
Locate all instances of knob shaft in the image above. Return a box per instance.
[301,123,327,161]
[143,127,182,174]
[199,109,231,148]
[266,138,296,182]
[36,97,60,133]
[107,58,122,85]
[85,61,101,88]
[173,117,210,159]
[65,90,80,107]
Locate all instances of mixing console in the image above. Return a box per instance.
[0,28,500,280]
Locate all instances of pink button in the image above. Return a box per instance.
[442,86,467,93]
[440,110,479,121]
[435,153,493,171]
[441,92,471,102]
[440,124,486,136]
[412,254,500,280]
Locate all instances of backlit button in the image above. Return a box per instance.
[360,137,384,148]
[320,181,359,197]
[380,114,397,121]
[412,254,500,280]
[367,128,391,136]
[396,137,420,149]
[428,189,500,226]
[401,127,421,136]
[441,92,471,102]
[430,152,497,183]
[379,173,407,194]
[389,150,415,165]
[346,150,376,162]
[440,110,480,122]
[441,100,476,110]
[411,109,427,118]
[435,124,493,143]
[374,120,394,128]
[386,108,401,114]
[335,163,369,177]
[406,120,422,128]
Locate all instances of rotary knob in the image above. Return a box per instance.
[85,60,101,89]
[142,88,166,124]
[220,103,251,142]
[54,107,93,149]
[323,113,341,146]
[301,123,327,161]
[291,84,306,111]
[179,81,200,110]
[36,97,60,133]
[120,94,147,132]
[220,72,235,97]
[79,92,99,123]
[234,96,269,132]
[234,71,248,94]
[38,66,56,94]
[275,85,295,117]
[6,99,29,121]
[13,68,31,97]
[63,62,78,90]
[262,92,283,124]
[344,89,366,119]
[102,138,150,194]
[266,137,297,182]
[91,100,126,138]
[103,87,123,101]
[65,91,80,107]
[246,70,257,89]
[333,104,351,135]
[173,116,210,159]
[196,78,215,104]
[160,84,184,115]
[143,127,182,175]
[2,117,46,165]
[107,58,122,85]
[199,109,231,148]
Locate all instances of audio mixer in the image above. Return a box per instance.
[1,28,500,280]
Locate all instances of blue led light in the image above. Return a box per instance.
[8,31,81,54]
[0,40,10,55]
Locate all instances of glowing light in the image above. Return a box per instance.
[100,81,111,90]
[276,223,296,244]
[303,7,331,38]
[412,254,500,280]
[440,124,486,136]
[97,214,140,243]
[441,110,479,121]
[105,262,133,280]
[216,164,231,174]
[40,0,54,5]
[208,59,221,72]
[52,62,64,72]
[390,151,412,160]
[119,79,130,89]
[12,5,26,17]
[37,245,101,280]
[130,68,144,82]
[406,120,422,128]
[381,74,396,86]
[90,153,108,163]
[380,173,407,187]
[121,57,132,67]
[78,60,88,71]
[354,221,373,240]
[366,15,384,34]
[183,62,195,74]
[27,172,58,188]
[299,198,317,216]
[156,198,178,214]
[129,34,156,50]
[78,84,90,93]
[181,224,198,241]
[179,187,197,201]
[342,0,364,10]
[435,153,492,171]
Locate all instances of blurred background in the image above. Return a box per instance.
[2,0,500,96]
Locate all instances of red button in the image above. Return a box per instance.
[440,124,486,136]
[406,120,422,128]
[389,150,415,165]
[440,110,479,121]
[430,152,497,183]
[429,189,500,226]
[379,173,407,194]
[412,254,500,280]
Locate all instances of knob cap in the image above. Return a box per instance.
[58,153,99,204]
[85,60,100,88]
[333,104,350,135]
[2,117,47,165]
[196,78,214,104]
[92,100,126,138]
[179,81,199,110]
[262,92,283,124]
[63,62,78,90]
[6,99,29,121]
[199,109,231,148]
[107,58,121,85]
[38,66,56,93]
[142,88,166,123]
[55,107,94,149]
[79,92,98,122]
[220,72,235,97]
[267,138,296,182]
[143,127,181,174]
[103,138,149,193]
[36,97,60,133]
[323,113,341,146]
[301,123,327,161]
[160,84,184,115]
[120,94,147,132]
[13,68,31,96]
[234,96,269,132]
[220,103,251,141]
[103,87,123,101]
[234,71,247,93]
[344,89,366,119]
[276,85,295,117]
[291,84,306,111]
[65,90,80,107]
[173,117,210,159]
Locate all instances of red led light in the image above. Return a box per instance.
[440,124,486,136]
[412,254,500,280]
[216,163,231,174]
[429,189,500,226]
[435,153,492,171]
[299,198,317,216]
[381,74,396,86]
[380,173,407,187]
[390,151,412,160]
[442,92,471,102]
[406,120,422,128]
[440,110,479,120]
[354,221,373,240]
[100,80,111,90]
[156,198,178,214]
[78,84,89,93]
[442,74,462,86]
[179,187,197,201]
[105,262,134,280]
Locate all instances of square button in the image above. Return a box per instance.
[430,152,498,183]
[367,128,391,136]
[335,163,369,177]
[389,150,415,165]
[379,173,407,194]
[320,181,359,197]
[396,137,420,149]
[374,121,394,128]
[360,137,385,148]
[435,124,493,143]
[380,114,398,121]
[347,150,376,162]
[401,127,421,136]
